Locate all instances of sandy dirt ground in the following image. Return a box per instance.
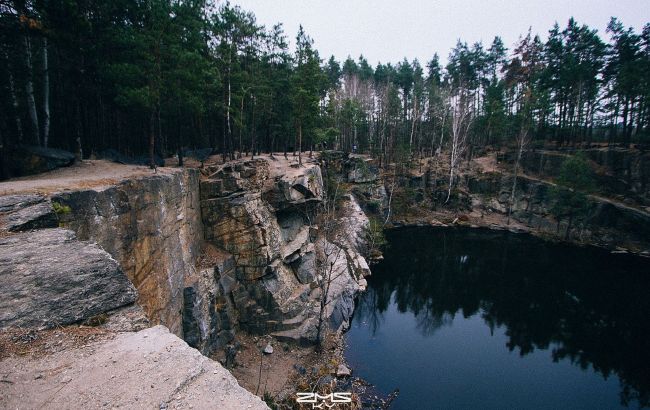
[219,333,317,398]
[216,331,350,406]
[0,160,180,196]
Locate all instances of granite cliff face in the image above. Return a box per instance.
[1,158,372,356]
[0,156,372,408]
[516,148,650,206]
[367,148,650,255]
[466,172,650,251]
[53,169,202,336]
[196,157,370,347]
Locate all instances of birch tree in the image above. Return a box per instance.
[445,95,473,203]
[507,126,530,224]
[22,23,39,144]
[41,37,49,147]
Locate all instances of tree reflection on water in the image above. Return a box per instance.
[352,227,650,408]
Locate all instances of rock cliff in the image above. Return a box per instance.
[1,156,374,408]
[196,156,370,348]
[52,169,202,335]
[0,228,137,329]
[1,156,372,355]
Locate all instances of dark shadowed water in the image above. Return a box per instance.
[345,227,650,410]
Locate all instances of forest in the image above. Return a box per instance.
[1,0,649,171]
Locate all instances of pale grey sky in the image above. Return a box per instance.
[230,0,649,66]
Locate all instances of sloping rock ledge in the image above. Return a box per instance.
[0,325,268,409]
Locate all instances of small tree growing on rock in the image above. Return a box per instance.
[364,216,387,259]
[550,153,595,239]
[507,126,531,225]
[313,174,349,348]
[315,237,345,348]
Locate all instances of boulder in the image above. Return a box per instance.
[346,157,378,183]
[97,148,164,167]
[6,145,75,177]
[265,164,324,210]
[202,192,282,281]
[336,364,351,377]
[0,228,138,329]
[0,194,57,232]
[292,248,317,284]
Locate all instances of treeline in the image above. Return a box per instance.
[1,1,649,169]
[0,0,325,166]
[326,18,650,164]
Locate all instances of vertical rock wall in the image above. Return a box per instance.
[52,169,202,336]
[45,158,373,354]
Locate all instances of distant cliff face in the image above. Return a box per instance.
[515,149,650,207]
[369,149,650,255]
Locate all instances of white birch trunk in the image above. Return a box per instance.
[42,37,50,147]
[3,49,23,142]
[23,34,40,144]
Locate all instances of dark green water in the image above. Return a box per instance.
[345,227,650,410]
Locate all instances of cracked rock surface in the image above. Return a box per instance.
[0,228,137,329]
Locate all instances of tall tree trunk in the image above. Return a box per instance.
[177,105,184,167]
[3,50,23,142]
[75,100,82,161]
[23,34,40,145]
[42,37,50,147]
[227,72,233,160]
[409,97,418,155]
[225,42,233,161]
[298,122,302,166]
[250,96,256,158]
[622,98,630,147]
[609,97,620,145]
[149,111,155,169]
[565,213,573,240]
[239,92,244,159]
[508,139,523,224]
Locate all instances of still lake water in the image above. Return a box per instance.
[345,227,650,410]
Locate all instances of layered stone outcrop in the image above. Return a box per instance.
[321,152,388,216]
[182,246,239,355]
[1,155,374,359]
[198,157,371,345]
[0,164,272,408]
[0,194,58,232]
[466,172,650,251]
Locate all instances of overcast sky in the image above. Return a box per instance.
[229,0,649,66]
